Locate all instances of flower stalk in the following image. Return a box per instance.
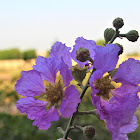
[63,68,96,139]
[109,29,120,44]
[77,110,99,118]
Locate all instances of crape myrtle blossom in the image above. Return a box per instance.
[89,44,140,140]
[49,37,97,68]
[15,56,81,130]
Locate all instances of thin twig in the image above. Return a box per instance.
[119,33,127,38]
[77,110,99,119]
[57,127,65,135]
[77,110,96,115]
[109,29,120,44]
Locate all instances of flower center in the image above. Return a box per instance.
[46,80,64,105]
[94,75,115,99]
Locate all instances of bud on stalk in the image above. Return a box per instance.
[104,28,115,44]
[83,126,95,139]
[113,17,124,30]
[76,47,93,64]
[74,125,95,139]
[126,30,139,42]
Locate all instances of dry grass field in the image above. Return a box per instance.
[0,59,35,80]
[0,55,139,80]
[0,55,140,114]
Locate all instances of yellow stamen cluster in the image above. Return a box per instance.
[94,75,115,99]
[46,81,64,105]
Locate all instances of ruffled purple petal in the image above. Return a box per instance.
[59,85,81,118]
[120,116,138,134]
[97,84,140,139]
[49,41,72,67]
[33,56,61,85]
[17,98,59,130]
[16,97,47,120]
[94,44,120,73]
[33,106,59,130]
[112,58,140,85]
[60,60,73,87]
[71,37,96,67]
[111,133,128,140]
[15,70,45,97]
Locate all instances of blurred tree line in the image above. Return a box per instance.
[0,48,37,60]
[127,52,139,56]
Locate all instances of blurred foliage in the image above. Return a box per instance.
[46,50,50,58]
[0,112,111,140]
[0,48,21,60]
[0,113,61,140]
[22,50,37,60]
[95,39,105,47]
[127,52,139,56]
[0,48,37,60]
[0,88,19,106]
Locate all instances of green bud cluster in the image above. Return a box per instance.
[103,17,139,52]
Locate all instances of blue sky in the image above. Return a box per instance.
[0,0,140,54]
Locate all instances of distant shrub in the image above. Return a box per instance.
[22,49,37,60]
[127,52,139,56]
[0,48,37,60]
[0,48,21,60]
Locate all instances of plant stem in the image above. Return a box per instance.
[77,109,99,119]
[57,127,65,134]
[119,33,127,38]
[63,83,89,139]
[63,68,96,139]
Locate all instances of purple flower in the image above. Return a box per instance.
[89,44,140,139]
[49,37,97,69]
[15,56,81,130]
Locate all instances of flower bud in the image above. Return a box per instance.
[72,64,89,85]
[76,47,90,62]
[126,30,139,42]
[83,126,95,139]
[104,28,115,43]
[113,17,124,30]
[115,43,123,55]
